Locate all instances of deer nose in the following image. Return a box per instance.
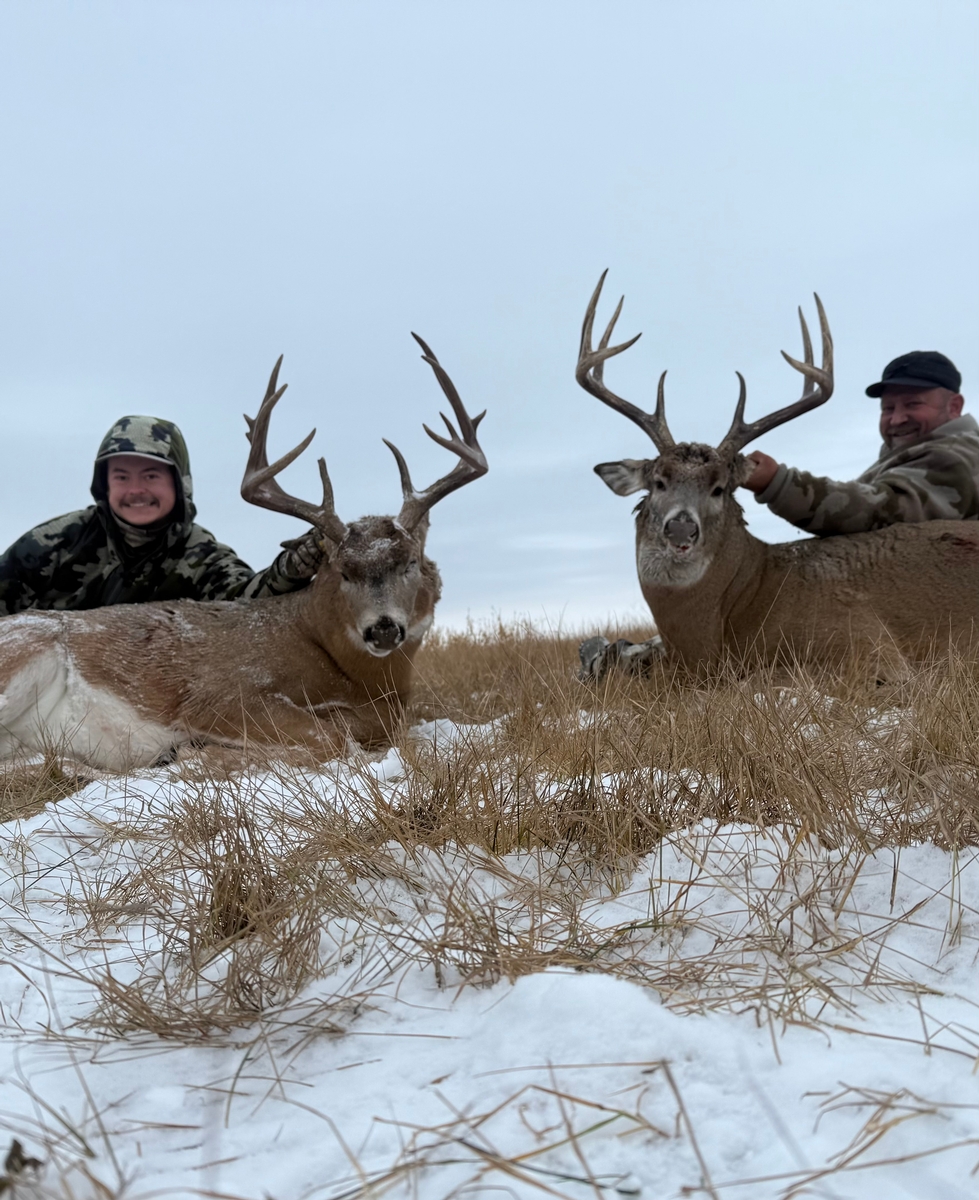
[364,616,406,651]
[664,511,699,548]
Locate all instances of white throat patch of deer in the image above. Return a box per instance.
[0,336,487,770]
[577,271,979,675]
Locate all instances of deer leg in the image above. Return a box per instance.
[578,635,665,681]
[188,699,355,762]
[578,636,611,680]
[619,636,666,672]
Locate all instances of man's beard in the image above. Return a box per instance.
[884,425,924,449]
[884,404,954,450]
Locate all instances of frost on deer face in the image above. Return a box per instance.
[596,445,746,588]
[332,517,442,656]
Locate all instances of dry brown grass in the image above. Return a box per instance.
[404,622,979,853]
[3,625,978,1195]
[0,756,92,823]
[12,623,961,1043]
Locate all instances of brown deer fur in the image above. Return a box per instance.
[578,274,979,676]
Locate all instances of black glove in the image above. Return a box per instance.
[275,528,326,580]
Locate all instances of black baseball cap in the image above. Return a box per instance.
[865,351,962,397]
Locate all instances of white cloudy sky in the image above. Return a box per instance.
[1,1,976,629]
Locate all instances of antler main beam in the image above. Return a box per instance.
[241,356,348,545]
[718,295,834,457]
[576,270,675,454]
[386,334,488,533]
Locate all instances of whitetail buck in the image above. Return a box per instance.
[576,272,979,679]
[0,336,487,770]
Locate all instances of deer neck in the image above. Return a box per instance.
[638,508,766,665]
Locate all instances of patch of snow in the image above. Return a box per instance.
[0,760,976,1198]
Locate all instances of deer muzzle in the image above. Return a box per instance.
[663,511,699,552]
[363,616,407,654]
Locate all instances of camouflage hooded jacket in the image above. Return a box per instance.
[0,415,313,615]
[754,414,979,536]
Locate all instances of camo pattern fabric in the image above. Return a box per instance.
[755,414,979,535]
[0,415,317,615]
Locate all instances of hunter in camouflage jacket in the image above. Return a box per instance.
[753,414,979,536]
[0,415,320,614]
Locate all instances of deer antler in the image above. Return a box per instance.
[718,295,834,458]
[576,270,675,454]
[241,356,349,545]
[385,335,488,533]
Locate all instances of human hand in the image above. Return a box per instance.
[277,528,325,579]
[742,451,779,493]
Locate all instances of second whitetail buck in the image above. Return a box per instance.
[576,272,979,679]
[0,336,487,770]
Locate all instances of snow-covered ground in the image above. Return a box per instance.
[1,733,977,1199]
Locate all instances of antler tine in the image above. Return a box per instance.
[241,356,348,545]
[421,410,486,467]
[594,291,626,365]
[575,271,675,453]
[393,338,488,533]
[797,305,814,375]
[781,293,834,398]
[717,294,835,457]
[243,355,282,449]
[654,369,669,429]
[316,457,341,528]
[410,331,482,445]
[728,371,748,430]
[383,437,415,504]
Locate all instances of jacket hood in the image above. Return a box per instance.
[90,415,198,554]
[90,415,197,527]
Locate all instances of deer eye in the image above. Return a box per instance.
[653,479,667,491]
[711,486,724,497]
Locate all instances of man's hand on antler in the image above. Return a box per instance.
[742,451,780,493]
[276,528,325,580]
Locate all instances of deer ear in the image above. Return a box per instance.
[594,460,647,496]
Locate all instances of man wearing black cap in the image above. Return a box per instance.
[742,350,979,534]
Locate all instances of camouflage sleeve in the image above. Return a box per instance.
[755,447,979,535]
[182,527,316,601]
[223,551,316,600]
[0,534,43,615]
[0,512,92,615]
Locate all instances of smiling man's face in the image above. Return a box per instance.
[879,386,964,450]
[105,454,177,525]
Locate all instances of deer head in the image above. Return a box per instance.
[242,335,487,659]
[576,271,833,587]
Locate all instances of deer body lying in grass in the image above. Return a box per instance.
[576,273,979,680]
[0,337,487,770]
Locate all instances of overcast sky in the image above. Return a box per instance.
[1,1,976,630]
